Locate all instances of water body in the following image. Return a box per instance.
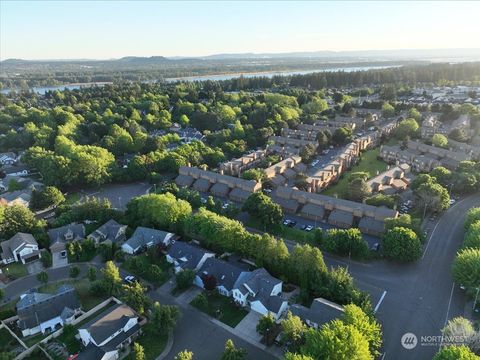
[164,64,401,82]
[0,82,112,95]
[1,64,400,94]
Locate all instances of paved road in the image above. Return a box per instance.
[1,263,276,360]
[148,289,277,360]
[246,195,478,359]
[344,194,478,359]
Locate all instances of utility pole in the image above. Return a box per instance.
[473,287,480,312]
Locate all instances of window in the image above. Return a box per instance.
[60,250,67,258]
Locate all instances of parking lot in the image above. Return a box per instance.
[79,182,151,209]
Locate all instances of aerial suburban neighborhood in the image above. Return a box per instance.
[0,2,480,360]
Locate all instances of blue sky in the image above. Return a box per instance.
[1,1,479,60]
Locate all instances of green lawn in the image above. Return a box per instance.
[2,262,28,280]
[122,254,172,287]
[246,218,315,244]
[64,192,81,206]
[322,148,389,198]
[125,324,168,360]
[0,298,18,320]
[37,277,109,311]
[191,292,248,327]
[24,332,49,348]
[0,327,22,353]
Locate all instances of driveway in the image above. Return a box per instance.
[234,311,262,344]
[25,260,44,275]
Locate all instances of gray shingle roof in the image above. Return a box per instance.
[1,233,38,261]
[124,227,172,252]
[80,303,137,345]
[47,223,85,244]
[290,297,344,327]
[88,219,126,243]
[198,258,245,291]
[167,241,213,271]
[16,285,80,331]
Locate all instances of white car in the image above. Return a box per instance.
[449,199,456,205]
[124,275,137,284]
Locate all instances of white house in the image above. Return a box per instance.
[195,258,288,320]
[1,233,41,264]
[232,268,288,320]
[121,227,174,255]
[166,241,215,273]
[195,257,245,297]
[77,303,141,360]
[0,152,17,165]
[16,285,80,337]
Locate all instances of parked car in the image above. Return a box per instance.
[302,225,314,232]
[370,243,380,252]
[283,219,297,227]
[124,275,137,284]
[263,188,272,194]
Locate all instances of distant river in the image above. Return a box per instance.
[164,64,401,82]
[1,64,400,94]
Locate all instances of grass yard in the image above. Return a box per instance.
[23,332,49,348]
[2,262,28,280]
[0,298,18,320]
[122,253,172,287]
[0,327,22,353]
[125,324,168,360]
[191,292,248,327]
[322,148,389,198]
[64,192,81,206]
[246,218,315,244]
[37,277,108,311]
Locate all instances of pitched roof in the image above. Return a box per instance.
[88,219,126,243]
[167,241,213,270]
[124,227,172,251]
[1,233,38,261]
[198,258,246,291]
[80,303,137,345]
[47,223,85,244]
[290,297,344,327]
[235,268,282,305]
[16,285,80,330]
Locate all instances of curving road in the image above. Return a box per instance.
[343,193,480,359]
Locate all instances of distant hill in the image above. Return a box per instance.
[2,48,480,64]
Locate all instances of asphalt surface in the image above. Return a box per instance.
[341,194,479,360]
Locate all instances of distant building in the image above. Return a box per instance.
[367,164,413,194]
[219,150,266,176]
[0,152,17,166]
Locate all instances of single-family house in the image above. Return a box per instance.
[0,152,17,165]
[166,241,215,273]
[121,227,174,255]
[233,268,288,320]
[0,190,31,207]
[195,257,245,297]
[290,297,344,329]
[16,285,80,337]
[48,223,86,267]
[78,303,141,360]
[1,232,41,264]
[88,220,127,244]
